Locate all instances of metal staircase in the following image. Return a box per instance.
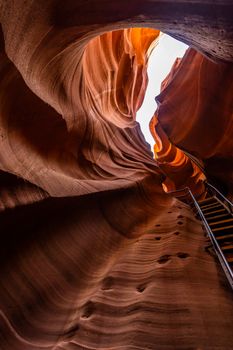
[168,182,233,290]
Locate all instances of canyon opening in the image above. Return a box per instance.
[0,2,233,349]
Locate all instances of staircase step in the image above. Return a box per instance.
[226,256,233,264]
[206,213,232,222]
[201,202,220,209]
[221,244,233,252]
[205,208,227,216]
[198,197,216,205]
[212,225,233,232]
[215,233,233,241]
[194,190,233,271]
[202,204,222,212]
[209,218,233,227]
[195,189,233,280]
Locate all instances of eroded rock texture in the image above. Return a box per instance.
[155,48,233,195]
[149,113,206,197]
[0,1,233,349]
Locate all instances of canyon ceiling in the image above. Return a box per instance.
[0,1,233,349]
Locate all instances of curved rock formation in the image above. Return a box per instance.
[0,26,161,198]
[0,1,233,349]
[149,113,206,197]
[156,48,233,195]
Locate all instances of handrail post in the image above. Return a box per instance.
[187,188,233,290]
[166,184,233,290]
[206,182,233,212]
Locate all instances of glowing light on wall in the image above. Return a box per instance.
[136,34,188,149]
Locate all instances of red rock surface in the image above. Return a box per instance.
[0,1,233,349]
[149,113,206,197]
[156,48,233,195]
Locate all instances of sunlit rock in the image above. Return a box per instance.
[0,1,233,349]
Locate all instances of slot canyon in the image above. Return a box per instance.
[0,1,233,349]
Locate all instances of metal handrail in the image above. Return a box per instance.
[182,149,206,175]
[167,185,233,290]
[166,187,189,194]
[187,188,233,290]
[166,187,191,199]
[206,182,233,213]
[166,187,191,203]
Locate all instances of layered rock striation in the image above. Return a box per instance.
[0,1,233,349]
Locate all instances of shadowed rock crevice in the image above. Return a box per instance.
[0,1,233,349]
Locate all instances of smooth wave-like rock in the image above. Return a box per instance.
[156,48,233,195]
[0,26,162,197]
[0,1,233,349]
[149,113,206,197]
[1,195,233,349]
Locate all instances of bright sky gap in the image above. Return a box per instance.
[136,34,188,150]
